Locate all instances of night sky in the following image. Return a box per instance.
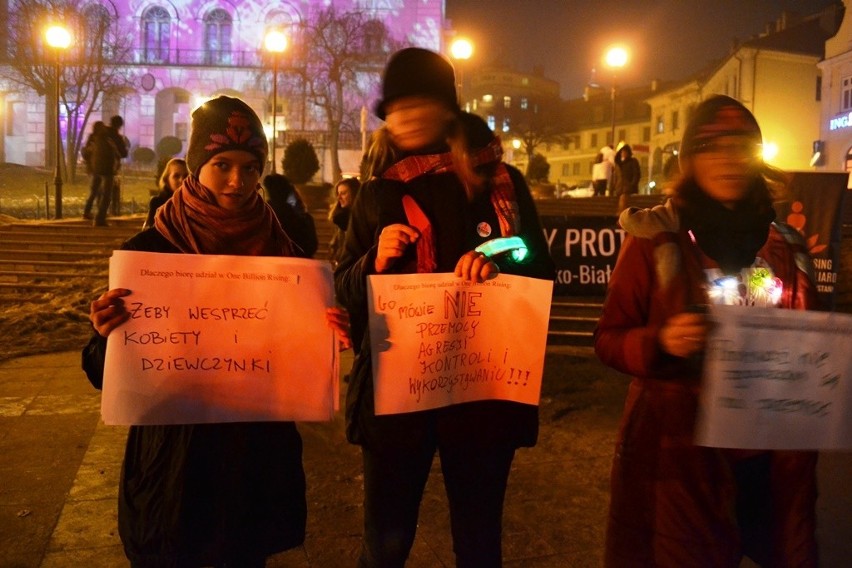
[445,0,842,98]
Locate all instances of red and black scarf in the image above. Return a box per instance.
[381,137,520,272]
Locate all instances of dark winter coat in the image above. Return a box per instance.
[333,151,555,451]
[143,189,173,229]
[82,228,306,567]
[613,145,640,196]
[267,190,318,258]
[84,126,129,176]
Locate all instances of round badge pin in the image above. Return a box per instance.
[476,222,492,237]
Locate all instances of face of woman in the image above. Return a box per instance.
[690,135,762,208]
[337,183,353,208]
[197,150,262,211]
[384,96,454,151]
[166,163,189,192]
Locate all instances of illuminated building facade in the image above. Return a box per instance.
[0,0,446,177]
[818,0,852,171]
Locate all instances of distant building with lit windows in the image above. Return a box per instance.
[646,4,843,188]
[0,0,446,179]
[465,65,560,137]
[818,0,852,172]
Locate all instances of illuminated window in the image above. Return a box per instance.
[502,118,510,132]
[486,115,496,130]
[520,97,528,110]
[204,9,232,65]
[363,20,386,54]
[843,76,852,111]
[656,115,664,133]
[503,96,511,108]
[482,94,493,103]
[142,7,170,63]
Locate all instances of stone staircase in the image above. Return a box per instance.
[0,211,337,297]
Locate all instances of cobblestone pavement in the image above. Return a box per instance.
[1,349,850,567]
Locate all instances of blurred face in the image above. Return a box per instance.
[197,150,262,211]
[689,135,762,209]
[165,162,189,192]
[337,182,353,208]
[384,96,454,151]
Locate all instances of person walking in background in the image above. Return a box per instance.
[81,121,107,220]
[82,95,350,567]
[614,143,640,212]
[92,115,129,226]
[334,47,554,568]
[595,95,819,567]
[263,173,318,258]
[592,152,613,196]
[142,157,188,229]
[328,176,360,267]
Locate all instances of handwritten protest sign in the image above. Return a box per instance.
[367,273,553,415]
[696,306,852,449]
[103,251,339,425]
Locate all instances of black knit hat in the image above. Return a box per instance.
[374,47,459,120]
[679,95,762,163]
[186,96,268,175]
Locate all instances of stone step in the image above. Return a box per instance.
[547,297,602,347]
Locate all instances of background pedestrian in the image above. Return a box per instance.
[142,157,187,229]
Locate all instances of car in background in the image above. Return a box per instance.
[556,180,594,198]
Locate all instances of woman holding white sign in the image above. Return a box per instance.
[595,95,819,567]
[334,48,555,567]
[83,96,350,568]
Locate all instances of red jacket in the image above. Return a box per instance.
[596,201,818,567]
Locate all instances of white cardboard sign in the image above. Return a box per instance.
[696,305,852,450]
[367,273,553,415]
[102,250,339,425]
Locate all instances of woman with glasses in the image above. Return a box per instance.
[595,95,818,567]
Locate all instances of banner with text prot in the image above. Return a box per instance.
[103,250,339,426]
[367,273,553,415]
[696,305,852,450]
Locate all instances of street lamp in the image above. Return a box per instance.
[264,29,288,173]
[45,24,71,219]
[449,37,473,104]
[604,45,629,147]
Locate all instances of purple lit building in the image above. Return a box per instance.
[0,0,447,180]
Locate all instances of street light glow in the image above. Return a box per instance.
[264,29,288,54]
[604,46,629,70]
[450,38,473,61]
[45,25,72,49]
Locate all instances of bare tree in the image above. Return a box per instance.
[2,0,133,181]
[511,102,569,180]
[295,6,398,182]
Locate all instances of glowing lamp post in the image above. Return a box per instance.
[604,45,629,147]
[450,38,473,103]
[45,24,71,219]
[264,29,288,173]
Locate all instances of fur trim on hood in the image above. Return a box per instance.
[618,199,682,289]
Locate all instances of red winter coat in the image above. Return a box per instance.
[595,200,818,567]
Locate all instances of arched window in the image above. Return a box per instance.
[204,9,232,65]
[142,6,170,63]
[82,4,112,58]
